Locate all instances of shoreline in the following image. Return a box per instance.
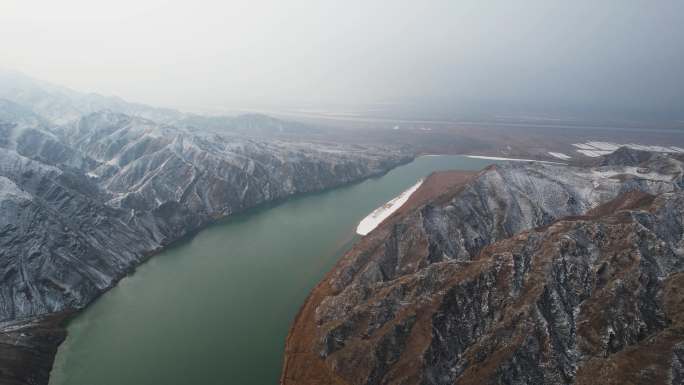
[280,170,480,385]
[3,157,415,385]
[355,153,567,236]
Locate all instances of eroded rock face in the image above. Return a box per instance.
[282,151,684,385]
[0,111,410,322]
[0,312,71,385]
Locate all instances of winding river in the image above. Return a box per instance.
[49,155,497,385]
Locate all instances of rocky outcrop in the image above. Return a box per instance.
[0,312,71,385]
[282,150,684,385]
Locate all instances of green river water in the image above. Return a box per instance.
[49,155,497,385]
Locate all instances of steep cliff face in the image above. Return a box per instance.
[0,312,71,385]
[0,111,410,323]
[282,150,684,385]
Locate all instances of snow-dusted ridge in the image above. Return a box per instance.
[357,179,424,235]
[0,78,414,332]
[573,141,684,157]
[285,149,684,385]
[0,175,31,201]
[585,166,675,182]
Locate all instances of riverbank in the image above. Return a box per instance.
[0,154,414,385]
[48,155,497,385]
[281,169,479,385]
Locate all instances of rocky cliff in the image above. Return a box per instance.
[0,111,410,323]
[0,75,411,385]
[282,149,684,385]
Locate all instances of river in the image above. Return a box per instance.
[49,155,498,385]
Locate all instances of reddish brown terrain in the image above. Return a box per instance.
[281,150,684,385]
[281,170,477,385]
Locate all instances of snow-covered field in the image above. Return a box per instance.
[585,166,675,182]
[465,155,565,164]
[573,142,684,157]
[572,143,597,150]
[576,149,614,157]
[548,152,572,160]
[356,179,423,235]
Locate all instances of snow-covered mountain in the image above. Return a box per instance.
[0,72,412,385]
[0,69,183,125]
[283,149,684,385]
[0,69,322,138]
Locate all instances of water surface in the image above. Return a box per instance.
[50,155,497,385]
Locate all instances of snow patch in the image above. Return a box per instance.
[584,166,674,182]
[548,152,572,160]
[0,176,31,202]
[573,141,684,157]
[465,155,565,164]
[587,142,621,151]
[356,179,423,235]
[576,149,614,158]
[572,143,597,150]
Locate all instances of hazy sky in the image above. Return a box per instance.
[1,0,683,118]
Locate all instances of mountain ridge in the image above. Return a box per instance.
[0,73,412,385]
[281,148,684,385]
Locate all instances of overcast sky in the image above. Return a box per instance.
[1,0,683,118]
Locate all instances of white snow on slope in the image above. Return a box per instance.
[465,155,565,164]
[572,143,597,150]
[356,179,423,235]
[576,149,614,158]
[0,176,31,202]
[587,142,621,151]
[548,152,572,160]
[587,167,675,182]
[573,141,684,157]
